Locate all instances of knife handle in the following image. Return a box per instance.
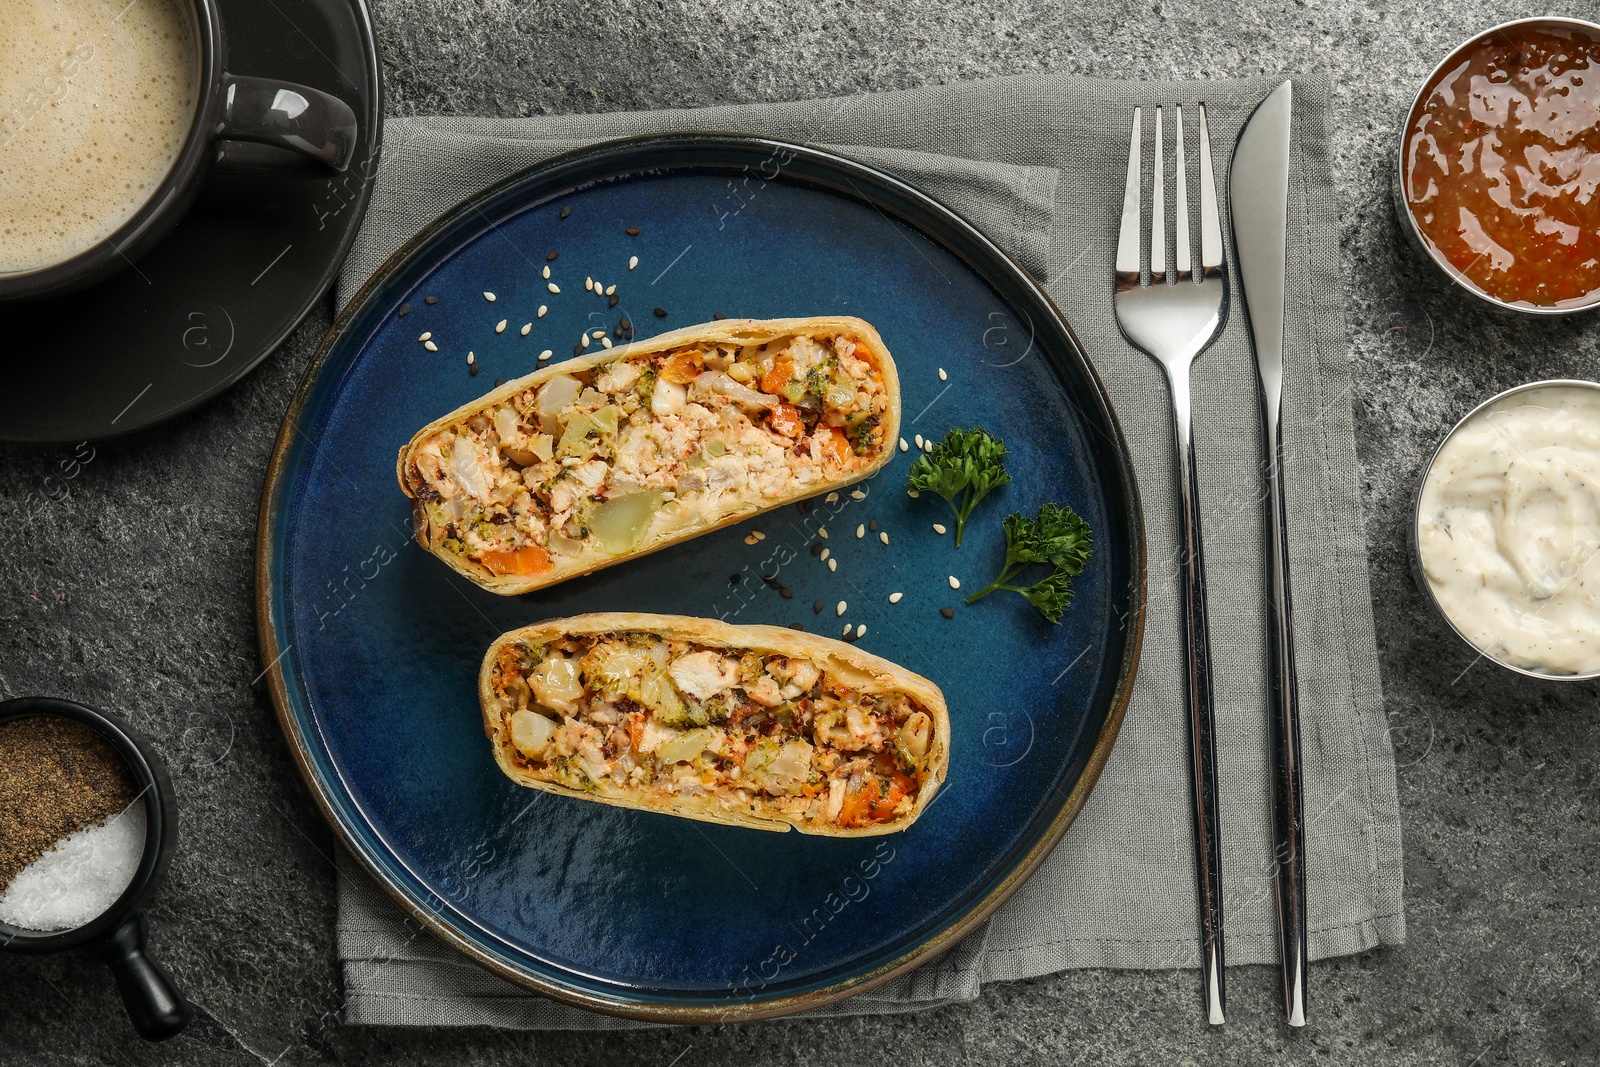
[1264,413,1307,1027]
[1166,363,1227,1026]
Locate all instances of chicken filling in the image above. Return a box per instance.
[487,633,935,830]
[407,333,889,577]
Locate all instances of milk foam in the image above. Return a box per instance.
[0,0,199,274]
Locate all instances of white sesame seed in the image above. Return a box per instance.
[495,319,507,333]
[880,532,890,545]
[908,489,921,499]
[889,591,903,604]
[850,490,866,500]
[601,337,612,348]
[923,439,934,452]
[581,335,591,349]
[538,305,548,318]
[948,575,961,589]
[520,323,531,336]
[933,523,947,535]
[836,601,847,616]
[842,623,852,636]
[548,283,561,294]
[484,292,496,302]
[752,530,766,541]
[899,437,909,452]
[914,434,924,449]
[592,329,606,338]
[585,277,593,291]
[825,492,839,504]
[938,367,948,381]
[606,284,616,296]
[818,527,829,539]
[856,624,866,638]
[543,266,551,280]
[466,351,475,365]
[819,548,830,561]
[629,255,638,270]
[418,331,432,342]
[744,533,758,545]
[828,558,838,572]
[424,340,438,352]
[855,523,865,539]
[538,349,553,361]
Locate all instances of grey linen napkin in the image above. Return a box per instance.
[333,71,1404,1028]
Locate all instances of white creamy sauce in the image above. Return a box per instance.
[1418,385,1600,675]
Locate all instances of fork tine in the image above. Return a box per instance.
[1198,103,1223,270]
[1150,107,1165,282]
[1115,107,1142,278]
[1175,105,1192,279]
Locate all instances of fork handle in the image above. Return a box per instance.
[1262,406,1308,1027]
[1166,363,1226,1026]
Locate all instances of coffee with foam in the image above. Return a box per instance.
[0,0,199,274]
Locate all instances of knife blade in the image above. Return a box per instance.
[1229,79,1309,1028]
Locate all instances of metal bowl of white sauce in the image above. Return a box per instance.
[1413,379,1600,681]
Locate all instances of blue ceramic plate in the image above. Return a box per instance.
[257,135,1145,1021]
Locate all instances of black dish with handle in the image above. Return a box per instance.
[0,697,190,1042]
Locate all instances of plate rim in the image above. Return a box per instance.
[255,131,1147,1022]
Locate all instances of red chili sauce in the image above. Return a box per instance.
[1403,25,1600,307]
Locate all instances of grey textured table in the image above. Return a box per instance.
[2,2,1597,1064]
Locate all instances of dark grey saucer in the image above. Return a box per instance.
[0,0,382,445]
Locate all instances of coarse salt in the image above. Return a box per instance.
[0,803,146,932]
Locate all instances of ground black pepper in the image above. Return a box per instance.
[0,717,137,889]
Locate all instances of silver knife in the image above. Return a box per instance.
[1229,80,1308,1028]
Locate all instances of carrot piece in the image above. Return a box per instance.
[479,544,554,576]
[627,713,645,751]
[818,427,852,467]
[759,357,793,395]
[660,351,702,384]
[768,402,805,439]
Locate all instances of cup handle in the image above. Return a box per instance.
[216,73,358,174]
[86,914,192,1041]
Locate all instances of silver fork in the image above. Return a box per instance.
[1112,103,1228,1026]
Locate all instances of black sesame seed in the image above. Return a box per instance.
[869,518,878,532]
[559,205,571,219]
[729,574,742,586]
[788,623,804,631]
[940,607,955,619]
[779,587,793,599]
[494,378,504,387]
[573,343,585,357]
[625,227,640,236]
[809,542,823,557]
[712,311,727,320]
[813,599,824,613]
[761,574,779,589]
[608,294,619,308]
[620,316,632,331]
[795,499,813,515]
[469,363,480,376]
[546,250,559,261]
[424,295,438,305]
[653,307,668,318]
[398,303,411,317]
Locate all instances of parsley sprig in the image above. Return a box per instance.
[906,428,1011,546]
[966,502,1093,623]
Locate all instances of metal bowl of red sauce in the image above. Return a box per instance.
[1395,16,1600,315]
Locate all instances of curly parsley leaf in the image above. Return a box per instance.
[966,502,1093,623]
[905,428,1012,546]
